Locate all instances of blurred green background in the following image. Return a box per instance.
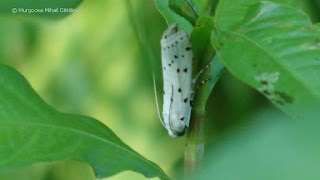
[0,0,319,180]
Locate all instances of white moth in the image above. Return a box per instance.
[154,23,193,137]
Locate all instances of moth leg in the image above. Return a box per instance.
[191,76,212,101]
[190,59,214,101]
[192,59,213,85]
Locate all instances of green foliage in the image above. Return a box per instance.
[191,16,215,66]
[217,2,320,119]
[197,109,320,180]
[190,16,225,106]
[169,0,199,26]
[215,0,298,32]
[0,0,319,179]
[0,0,83,18]
[155,0,193,33]
[0,64,170,180]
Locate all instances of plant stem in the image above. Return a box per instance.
[184,109,205,175]
[183,12,224,177]
[184,83,209,176]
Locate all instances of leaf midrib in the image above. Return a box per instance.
[0,121,139,161]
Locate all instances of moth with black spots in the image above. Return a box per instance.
[155,23,193,137]
[153,23,212,137]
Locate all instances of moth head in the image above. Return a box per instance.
[162,23,178,40]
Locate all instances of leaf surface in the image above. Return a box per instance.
[197,108,320,180]
[155,0,193,33]
[215,0,298,32]
[218,2,320,118]
[0,64,170,180]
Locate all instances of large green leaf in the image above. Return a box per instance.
[0,0,83,17]
[215,0,298,32]
[197,108,320,180]
[0,64,170,180]
[217,2,320,118]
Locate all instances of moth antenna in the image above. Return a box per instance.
[168,85,177,137]
[152,73,166,127]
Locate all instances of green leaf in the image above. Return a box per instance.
[191,16,215,65]
[215,0,298,32]
[297,0,320,23]
[0,64,170,180]
[0,0,83,18]
[218,2,320,118]
[169,0,199,26]
[191,16,225,108]
[197,108,320,179]
[190,0,219,16]
[155,0,193,33]
[192,0,206,14]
